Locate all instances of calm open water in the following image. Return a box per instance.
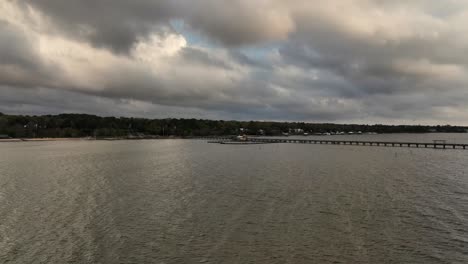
[1,134,468,263]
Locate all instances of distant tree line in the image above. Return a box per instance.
[0,112,466,138]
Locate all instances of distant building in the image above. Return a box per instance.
[236,135,247,141]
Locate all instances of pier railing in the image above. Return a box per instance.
[246,137,468,150]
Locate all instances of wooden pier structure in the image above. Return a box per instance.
[245,138,468,150]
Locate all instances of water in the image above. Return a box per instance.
[1,135,468,263]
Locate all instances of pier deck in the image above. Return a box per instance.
[246,138,468,150]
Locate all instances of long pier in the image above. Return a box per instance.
[246,137,468,150]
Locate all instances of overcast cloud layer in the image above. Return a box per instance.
[1,0,468,124]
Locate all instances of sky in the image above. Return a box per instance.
[1,0,468,125]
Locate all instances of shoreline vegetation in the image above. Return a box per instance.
[0,113,467,141]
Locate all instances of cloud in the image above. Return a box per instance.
[1,0,468,124]
[18,0,177,52]
[21,0,295,49]
[180,0,294,46]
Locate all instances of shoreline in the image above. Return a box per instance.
[0,138,91,143]
[1,132,467,143]
[0,137,198,143]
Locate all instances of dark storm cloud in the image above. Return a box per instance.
[19,0,177,52]
[0,85,228,119]
[0,19,56,88]
[0,20,35,67]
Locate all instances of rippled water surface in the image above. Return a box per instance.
[1,135,468,263]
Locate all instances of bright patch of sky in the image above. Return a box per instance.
[170,19,281,62]
[170,19,214,48]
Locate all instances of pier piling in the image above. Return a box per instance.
[216,137,467,150]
